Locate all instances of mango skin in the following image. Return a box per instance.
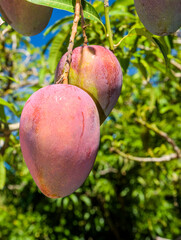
[19,84,100,198]
[0,0,53,36]
[55,45,123,124]
[134,0,181,36]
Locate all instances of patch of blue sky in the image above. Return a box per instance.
[149,74,159,87]
[128,66,138,76]
[4,161,15,173]
[171,49,177,57]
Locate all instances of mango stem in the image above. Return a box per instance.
[104,0,114,51]
[80,2,88,46]
[56,0,81,84]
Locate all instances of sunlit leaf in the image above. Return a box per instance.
[26,0,103,26]
[0,98,17,115]
[0,155,6,190]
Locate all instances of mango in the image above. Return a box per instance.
[134,0,181,36]
[0,0,52,36]
[19,84,100,198]
[55,45,123,124]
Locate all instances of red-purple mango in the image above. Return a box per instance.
[19,84,100,198]
[134,0,181,36]
[55,45,123,124]
[0,0,52,36]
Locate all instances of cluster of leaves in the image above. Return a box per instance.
[0,0,181,239]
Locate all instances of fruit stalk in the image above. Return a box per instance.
[56,0,81,84]
[80,2,88,46]
[104,0,114,51]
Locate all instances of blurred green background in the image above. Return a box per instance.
[0,0,181,239]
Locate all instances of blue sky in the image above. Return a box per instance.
[30,8,71,46]
[30,0,115,46]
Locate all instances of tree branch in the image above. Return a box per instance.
[0,122,19,136]
[80,2,88,46]
[110,147,178,162]
[56,0,81,85]
[0,134,10,155]
[135,118,181,158]
[99,167,118,176]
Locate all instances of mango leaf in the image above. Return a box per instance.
[44,15,73,36]
[112,0,133,7]
[0,98,17,115]
[134,28,169,67]
[80,195,91,206]
[152,37,169,66]
[116,27,169,67]
[132,59,147,80]
[109,10,136,19]
[26,0,103,26]
[0,155,6,190]
[0,75,20,84]
[39,68,47,84]
[48,24,71,72]
[0,105,6,122]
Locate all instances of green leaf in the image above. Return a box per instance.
[0,105,6,122]
[132,59,148,80]
[152,36,169,67]
[48,25,71,72]
[44,15,73,36]
[134,28,169,67]
[80,195,91,206]
[0,155,6,190]
[0,98,17,115]
[69,194,78,205]
[26,0,103,25]
[117,27,169,67]
[39,68,47,85]
[0,75,20,84]
[112,0,133,7]
[109,10,136,19]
